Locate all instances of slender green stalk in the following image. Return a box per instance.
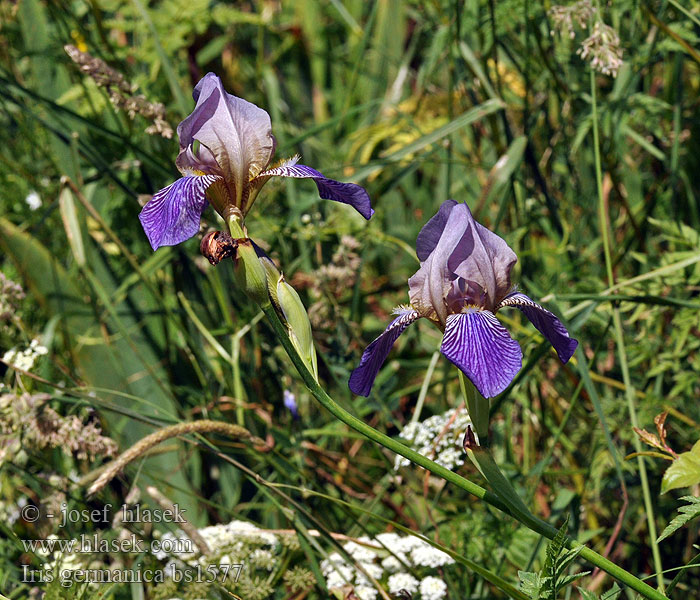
[410,351,440,425]
[590,69,665,591]
[260,302,667,599]
[459,371,489,444]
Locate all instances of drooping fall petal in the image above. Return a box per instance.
[349,309,421,396]
[440,310,522,398]
[139,175,221,250]
[497,292,578,363]
[255,163,374,220]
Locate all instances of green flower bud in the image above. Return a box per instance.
[276,275,318,382]
[233,239,270,307]
[259,256,282,311]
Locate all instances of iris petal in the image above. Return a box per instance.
[415,199,458,260]
[349,309,420,396]
[256,164,374,220]
[177,73,276,206]
[138,175,220,250]
[497,292,578,363]
[440,311,522,398]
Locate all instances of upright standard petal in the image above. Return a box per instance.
[255,163,374,220]
[497,292,578,363]
[415,199,458,260]
[177,73,276,207]
[349,309,420,396]
[408,203,472,325]
[139,175,220,250]
[440,310,522,398]
[447,203,517,311]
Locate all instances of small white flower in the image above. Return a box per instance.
[420,576,448,600]
[410,543,454,568]
[326,569,351,589]
[25,191,42,211]
[435,446,464,469]
[387,572,419,595]
[321,552,346,575]
[358,561,383,580]
[380,554,407,573]
[343,538,378,562]
[395,408,470,471]
[354,585,379,600]
[249,548,276,570]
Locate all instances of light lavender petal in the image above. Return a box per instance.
[138,175,220,250]
[441,310,522,398]
[408,203,472,324]
[415,199,458,260]
[257,164,373,220]
[349,309,420,396]
[497,292,578,363]
[177,73,275,205]
[447,203,517,310]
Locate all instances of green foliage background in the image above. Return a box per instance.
[1,0,699,598]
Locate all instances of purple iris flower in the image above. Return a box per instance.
[139,73,373,250]
[349,200,578,398]
[283,389,299,419]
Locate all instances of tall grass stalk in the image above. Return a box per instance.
[590,67,665,592]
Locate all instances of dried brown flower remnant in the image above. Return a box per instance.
[578,21,624,77]
[548,1,596,39]
[0,393,118,464]
[200,230,239,265]
[64,45,174,138]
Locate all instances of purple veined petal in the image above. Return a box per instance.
[441,310,522,398]
[416,199,458,260]
[138,174,220,250]
[496,292,578,363]
[349,308,421,396]
[257,163,374,220]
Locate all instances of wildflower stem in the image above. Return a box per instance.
[261,302,667,599]
[591,69,665,591]
[458,372,489,444]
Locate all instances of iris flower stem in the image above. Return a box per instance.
[590,69,665,591]
[458,371,489,444]
[259,301,667,599]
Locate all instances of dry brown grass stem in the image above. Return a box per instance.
[87,420,262,496]
[146,485,211,556]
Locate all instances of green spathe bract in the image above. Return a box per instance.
[277,275,318,382]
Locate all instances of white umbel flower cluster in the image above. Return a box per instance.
[321,531,453,598]
[420,576,448,600]
[3,339,48,372]
[394,407,471,470]
[154,518,280,584]
[387,572,419,594]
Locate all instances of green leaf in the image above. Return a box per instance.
[658,496,700,542]
[518,570,545,600]
[661,440,700,494]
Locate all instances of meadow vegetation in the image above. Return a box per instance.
[1,1,699,598]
